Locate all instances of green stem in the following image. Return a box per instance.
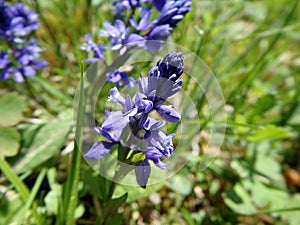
[62,62,85,225]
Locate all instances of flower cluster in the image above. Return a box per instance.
[85,52,184,188]
[81,0,191,87]
[0,1,47,83]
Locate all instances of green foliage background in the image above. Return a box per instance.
[0,0,299,224]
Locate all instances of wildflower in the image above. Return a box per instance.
[0,1,47,82]
[85,52,184,188]
[81,0,191,86]
[0,1,39,41]
[152,0,192,28]
[106,69,135,88]
[99,20,145,51]
[0,39,48,82]
[81,33,105,63]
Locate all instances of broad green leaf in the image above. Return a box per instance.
[17,123,43,148]
[44,184,62,215]
[74,204,85,220]
[0,93,26,126]
[168,169,193,196]
[280,195,300,225]
[247,125,291,141]
[224,179,299,217]
[0,127,21,157]
[13,111,72,174]
[224,181,257,215]
[113,182,164,202]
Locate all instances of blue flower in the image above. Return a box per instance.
[0,1,47,83]
[99,19,145,51]
[1,39,48,83]
[137,52,184,113]
[106,69,136,88]
[0,1,39,41]
[81,33,105,63]
[85,52,184,188]
[152,0,191,28]
[81,0,191,87]
[153,0,166,11]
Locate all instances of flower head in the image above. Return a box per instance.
[153,0,192,28]
[85,52,184,188]
[0,1,39,40]
[0,1,47,83]
[81,0,191,87]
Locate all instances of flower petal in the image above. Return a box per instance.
[135,159,151,188]
[84,141,114,160]
[156,105,181,122]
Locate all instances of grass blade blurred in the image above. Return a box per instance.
[227,0,299,103]
[0,156,43,225]
[16,168,47,225]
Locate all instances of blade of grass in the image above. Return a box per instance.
[227,0,299,103]
[0,156,43,225]
[31,76,73,105]
[16,168,47,225]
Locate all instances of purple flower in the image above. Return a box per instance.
[106,69,135,88]
[85,141,115,160]
[8,3,39,37]
[99,19,145,51]
[0,52,10,69]
[81,33,105,63]
[85,52,184,188]
[0,1,11,39]
[0,1,47,83]
[81,0,191,87]
[152,0,191,28]
[0,1,39,40]
[129,8,152,31]
[138,52,184,107]
[1,39,48,83]
[153,0,166,11]
[145,24,172,51]
[84,107,138,160]
[135,159,151,188]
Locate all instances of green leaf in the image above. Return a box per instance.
[0,93,26,126]
[224,179,298,216]
[280,195,300,225]
[13,111,72,174]
[247,125,291,141]
[0,187,23,225]
[0,127,21,157]
[83,166,110,200]
[103,193,128,217]
[246,94,276,122]
[74,204,85,220]
[168,169,193,196]
[44,184,62,215]
[113,182,164,202]
[105,213,123,225]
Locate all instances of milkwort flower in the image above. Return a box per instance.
[81,0,191,86]
[0,1,47,83]
[85,52,184,188]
